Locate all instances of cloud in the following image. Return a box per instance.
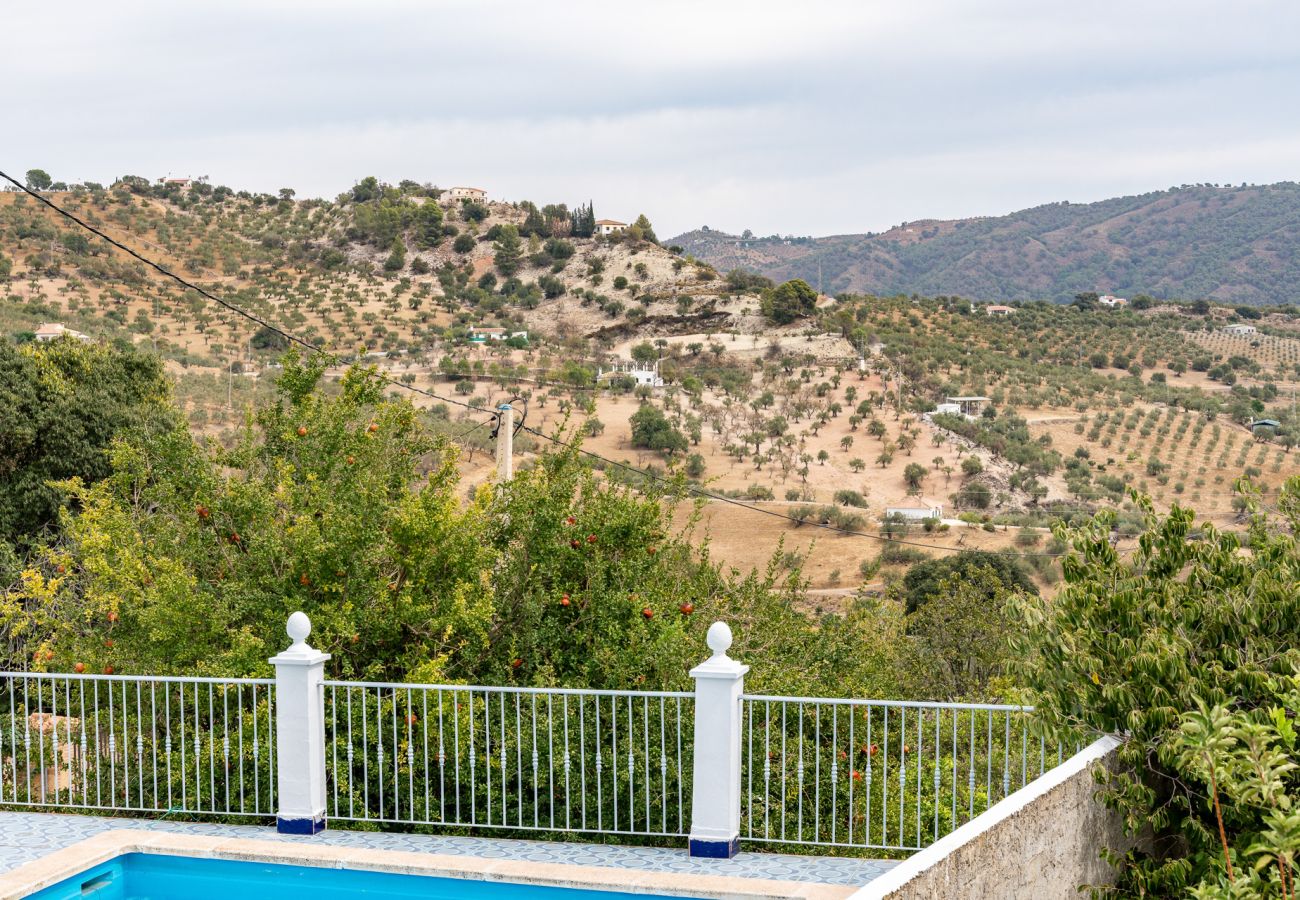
[6,0,1300,237]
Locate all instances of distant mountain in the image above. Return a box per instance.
[670,183,1300,305]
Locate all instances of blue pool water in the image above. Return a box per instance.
[28,854,697,900]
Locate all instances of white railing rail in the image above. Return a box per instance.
[323,682,693,837]
[739,696,1067,852]
[0,615,1071,860]
[0,672,275,817]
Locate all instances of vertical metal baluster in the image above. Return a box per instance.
[221,686,230,813]
[176,683,186,812]
[462,691,473,827]
[546,694,554,832]
[846,703,854,846]
[266,683,274,808]
[421,690,429,823]
[136,683,145,810]
[530,694,539,830]
[387,686,397,821]
[642,695,650,834]
[1020,714,1028,789]
[482,690,491,825]
[120,682,131,810]
[361,687,370,820]
[610,695,618,832]
[814,704,821,844]
[563,694,572,832]
[985,710,993,813]
[796,702,804,841]
[916,707,923,849]
[898,707,907,849]
[377,688,387,820]
[343,687,353,819]
[584,695,592,832]
[745,699,753,837]
[675,698,684,834]
[1002,712,1011,801]
[951,707,958,832]
[762,700,771,839]
[66,680,76,809]
[327,686,336,818]
[35,676,48,808]
[5,678,16,805]
[829,704,837,845]
[873,707,883,847]
[780,702,788,841]
[626,696,635,832]
[106,679,116,808]
[864,706,872,846]
[967,710,976,821]
[515,693,523,827]
[407,689,415,822]
[249,683,259,815]
[658,696,666,835]
[500,692,508,827]
[933,708,942,842]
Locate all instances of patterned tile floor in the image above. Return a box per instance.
[0,811,897,886]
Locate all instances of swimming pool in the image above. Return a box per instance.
[27,854,699,900]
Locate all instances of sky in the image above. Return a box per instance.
[7,0,1300,237]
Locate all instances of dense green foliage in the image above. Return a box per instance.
[1011,487,1300,897]
[0,339,176,550]
[760,278,818,324]
[899,550,1034,615]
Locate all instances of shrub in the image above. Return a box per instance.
[1010,494,1300,896]
[453,233,475,253]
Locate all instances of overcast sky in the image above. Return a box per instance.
[7,0,1300,237]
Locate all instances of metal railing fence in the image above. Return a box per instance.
[0,673,276,817]
[323,681,694,837]
[739,695,1067,852]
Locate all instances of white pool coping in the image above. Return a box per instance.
[0,829,859,900]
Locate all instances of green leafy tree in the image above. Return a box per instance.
[901,550,1033,615]
[1009,488,1300,896]
[25,169,53,191]
[761,279,818,325]
[493,225,523,277]
[629,403,688,456]
[383,236,406,271]
[0,340,177,551]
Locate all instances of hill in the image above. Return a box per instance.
[670,183,1300,305]
[5,174,1300,602]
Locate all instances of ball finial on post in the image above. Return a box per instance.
[706,621,733,659]
[286,611,312,647]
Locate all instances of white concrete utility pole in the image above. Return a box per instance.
[495,403,515,482]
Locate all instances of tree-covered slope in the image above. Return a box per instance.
[672,183,1300,304]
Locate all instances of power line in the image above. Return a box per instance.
[0,170,1119,561]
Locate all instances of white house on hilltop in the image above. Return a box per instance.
[1097,295,1128,308]
[985,304,1015,317]
[1223,323,1258,335]
[594,219,627,237]
[445,187,487,203]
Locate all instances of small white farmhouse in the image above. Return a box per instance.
[884,497,944,521]
[594,219,627,237]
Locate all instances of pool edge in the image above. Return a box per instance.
[0,830,858,900]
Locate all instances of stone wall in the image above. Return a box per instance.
[851,736,1133,900]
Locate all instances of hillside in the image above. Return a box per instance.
[5,175,1300,602]
[671,183,1300,305]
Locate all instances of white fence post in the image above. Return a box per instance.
[270,611,331,834]
[688,621,748,858]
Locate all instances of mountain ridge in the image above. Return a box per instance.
[669,183,1300,305]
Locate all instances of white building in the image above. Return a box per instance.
[985,305,1015,316]
[933,402,963,416]
[445,186,487,203]
[884,497,944,521]
[1223,323,1258,335]
[594,219,627,237]
[468,326,527,343]
[597,360,663,388]
[33,323,90,342]
[1097,295,1129,308]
